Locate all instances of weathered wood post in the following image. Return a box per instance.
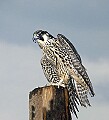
[29,85,72,120]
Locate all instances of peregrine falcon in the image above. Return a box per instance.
[32,30,95,118]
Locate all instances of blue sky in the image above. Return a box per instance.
[0,0,109,120]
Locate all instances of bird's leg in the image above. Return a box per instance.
[52,79,65,88]
[57,79,65,88]
[46,80,65,88]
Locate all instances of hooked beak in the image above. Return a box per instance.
[32,34,39,43]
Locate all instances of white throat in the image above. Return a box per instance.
[42,34,48,42]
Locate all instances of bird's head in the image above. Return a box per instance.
[32,30,54,49]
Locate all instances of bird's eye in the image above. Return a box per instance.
[39,36,44,41]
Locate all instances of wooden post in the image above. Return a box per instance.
[29,85,72,120]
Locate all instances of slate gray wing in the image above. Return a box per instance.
[57,34,82,63]
[57,34,95,97]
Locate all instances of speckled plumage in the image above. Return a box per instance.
[33,30,95,118]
